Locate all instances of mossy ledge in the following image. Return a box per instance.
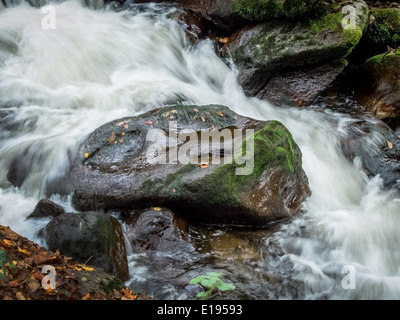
[234,0,323,21]
[365,50,400,64]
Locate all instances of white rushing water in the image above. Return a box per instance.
[0,0,400,299]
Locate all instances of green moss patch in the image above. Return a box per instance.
[366,50,400,64]
[192,121,299,206]
[234,0,323,21]
[365,8,400,48]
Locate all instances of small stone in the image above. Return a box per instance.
[27,199,65,219]
[16,292,26,300]
[27,280,41,292]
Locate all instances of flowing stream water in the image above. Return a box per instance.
[0,0,400,300]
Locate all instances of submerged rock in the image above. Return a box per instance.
[69,104,310,226]
[355,52,400,120]
[125,207,193,253]
[44,212,129,280]
[341,119,400,190]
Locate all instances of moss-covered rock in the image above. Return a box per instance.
[226,0,368,97]
[234,0,327,21]
[69,105,311,226]
[365,8,400,49]
[44,212,129,281]
[354,51,400,120]
[125,207,193,253]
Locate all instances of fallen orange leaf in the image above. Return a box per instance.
[121,288,137,300]
[200,164,209,168]
[387,141,393,149]
[84,153,89,159]
[153,207,162,211]
[217,112,224,117]
[17,247,31,256]
[108,132,116,144]
[1,239,14,247]
[145,120,153,126]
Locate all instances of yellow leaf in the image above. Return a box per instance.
[108,132,116,144]
[82,266,94,272]
[194,108,199,112]
[84,153,89,159]
[219,37,228,43]
[201,117,206,122]
[121,132,126,136]
[1,239,13,247]
[170,110,178,114]
[74,266,82,271]
[217,112,224,117]
[153,207,162,211]
[116,120,131,128]
[387,141,393,149]
[17,247,31,256]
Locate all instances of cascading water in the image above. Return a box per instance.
[0,0,399,299]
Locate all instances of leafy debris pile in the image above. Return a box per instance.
[0,225,150,300]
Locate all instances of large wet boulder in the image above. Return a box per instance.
[225,0,368,102]
[69,105,311,226]
[44,212,129,280]
[341,119,400,190]
[355,52,400,120]
[125,207,193,253]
